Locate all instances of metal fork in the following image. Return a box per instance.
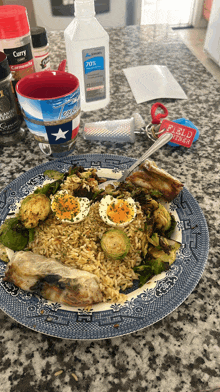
[98,132,173,190]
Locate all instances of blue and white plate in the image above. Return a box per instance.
[0,154,209,340]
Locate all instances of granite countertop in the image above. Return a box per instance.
[0,25,220,392]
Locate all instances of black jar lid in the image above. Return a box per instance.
[0,51,10,81]
[31,26,48,48]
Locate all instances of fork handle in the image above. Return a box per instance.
[119,132,173,182]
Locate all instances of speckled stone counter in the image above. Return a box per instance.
[0,25,220,392]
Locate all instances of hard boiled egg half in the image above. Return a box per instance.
[99,195,136,227]
[51,190,90,223]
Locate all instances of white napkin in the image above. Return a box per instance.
[123,65,187,104]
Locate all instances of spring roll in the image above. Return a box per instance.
[4,251,103,307]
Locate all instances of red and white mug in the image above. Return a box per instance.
[16,68,80,158]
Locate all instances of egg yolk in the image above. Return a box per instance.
[52,194,80,221]
[107,200,134,224]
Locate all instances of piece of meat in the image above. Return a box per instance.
[126,160,183,202]
[4,251,103,307]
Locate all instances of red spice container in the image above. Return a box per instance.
[0,5,35,89]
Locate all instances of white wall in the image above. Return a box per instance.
[204,0,220,65]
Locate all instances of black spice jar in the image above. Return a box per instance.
[31,27,50,72]
[0,51,26,146]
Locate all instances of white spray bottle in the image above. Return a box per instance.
[64,0,110,112]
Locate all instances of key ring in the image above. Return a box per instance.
[146,102,169,141]
[146,103,200,147]
[151,102,169,124]
[146,124,166,141]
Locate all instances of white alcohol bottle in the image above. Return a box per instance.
[64,0,110,112]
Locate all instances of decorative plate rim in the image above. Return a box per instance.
[0,153,209,340]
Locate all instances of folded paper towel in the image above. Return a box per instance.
[123,65,187,104]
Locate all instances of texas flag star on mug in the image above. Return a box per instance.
[46,120,73,145]
[52,128,69,141]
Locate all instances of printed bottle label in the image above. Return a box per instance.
[34,53,50,72]
[0,83,21,136]
[4,42,35,81]
[82,46,106,102]
[4,43,33,65]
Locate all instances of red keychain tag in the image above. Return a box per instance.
[158,119,197,148]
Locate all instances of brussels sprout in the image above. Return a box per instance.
[101,228,130,259]
[134,258,167,287]
[43,170,64,180]
[19,193,51,229]
[34,180,61,197]
[165,214,177,238]
[148,233,160,247]
[149,233,170,251]
[80,171,93,179]
[0,243,9,262]
[148,240,181,265]
[153,204,171,232]
[0,218,29,251]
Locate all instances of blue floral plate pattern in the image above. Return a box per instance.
[0,154,209,339]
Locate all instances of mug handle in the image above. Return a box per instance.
[58,59,67,72]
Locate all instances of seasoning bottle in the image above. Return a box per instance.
[31,27,50,72]
[0,5,35,90]
[0,51,26,146]
[64,0,110,112]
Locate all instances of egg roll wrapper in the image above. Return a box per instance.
[4,251,103,307]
